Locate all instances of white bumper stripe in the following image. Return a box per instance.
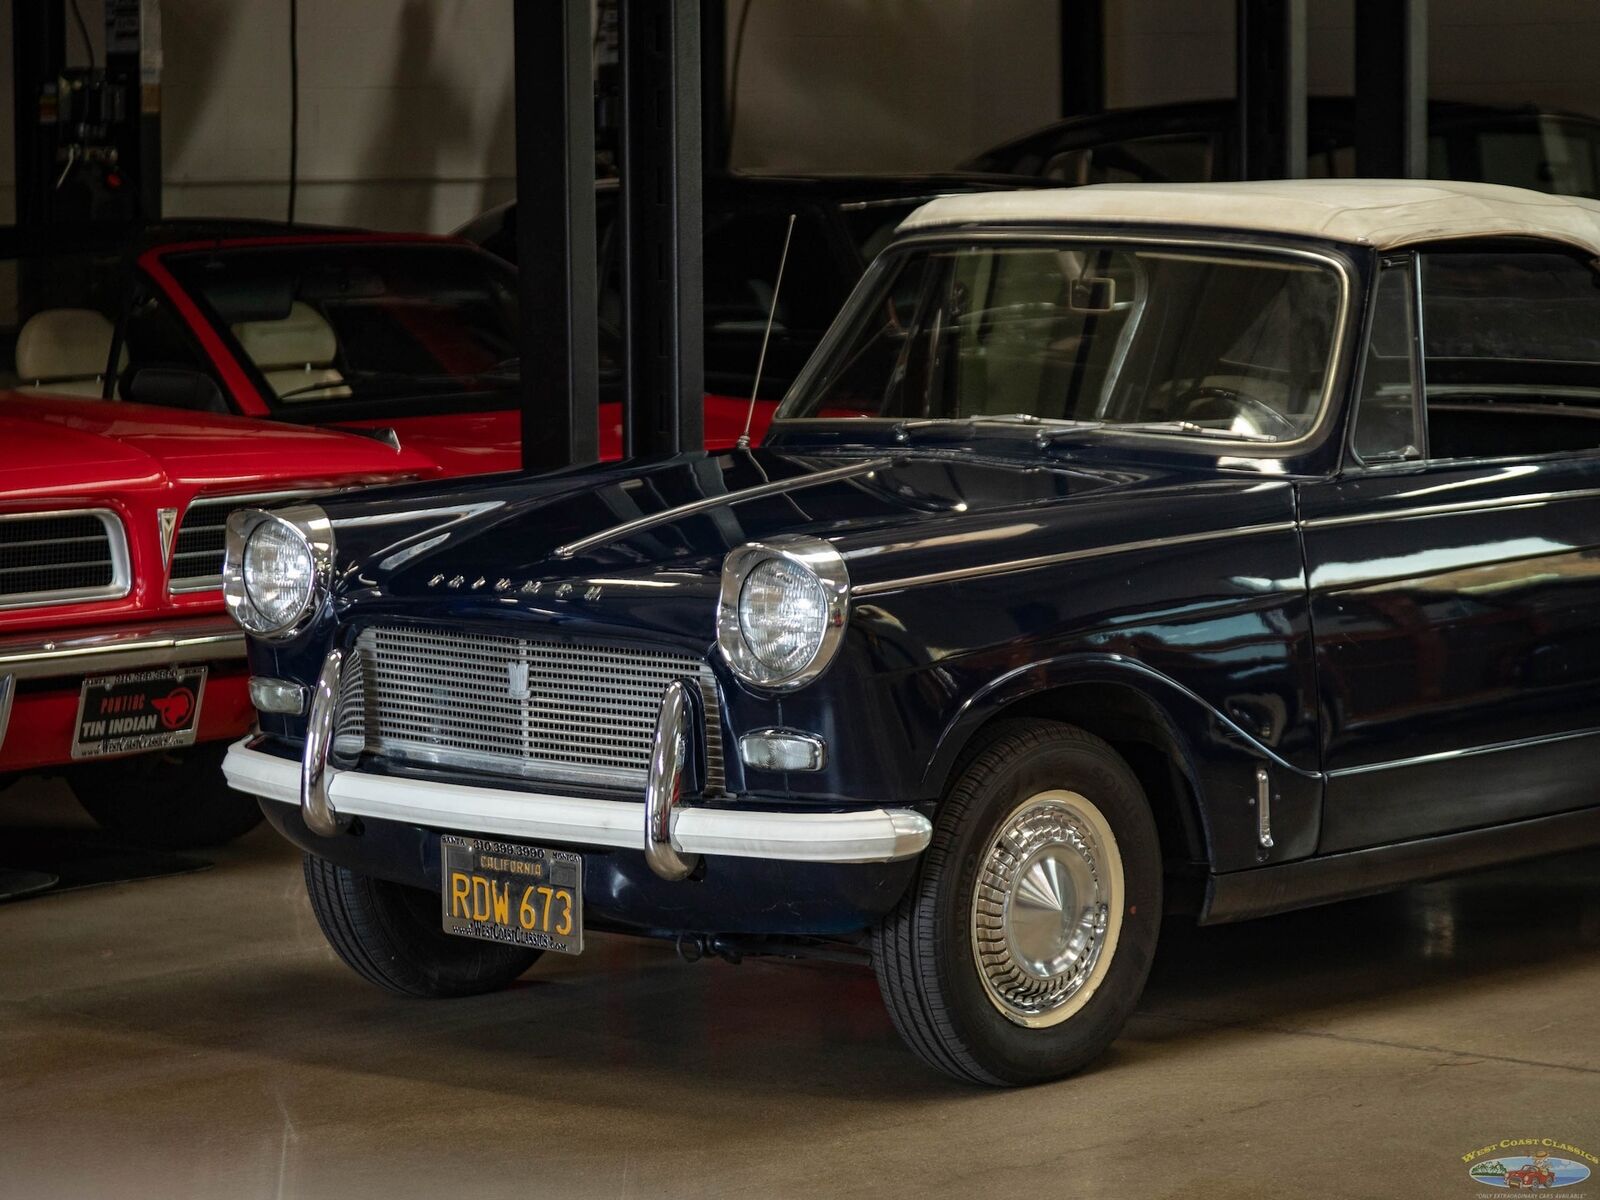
[224,739,930,865]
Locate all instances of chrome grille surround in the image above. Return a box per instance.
[169,490,322,593]
[0,508,130,610]
[338,624,725,794]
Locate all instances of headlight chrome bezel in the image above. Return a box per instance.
[222,503,335,641]
[717,535,850,691]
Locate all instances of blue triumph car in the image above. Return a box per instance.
[223,180,1600,1085]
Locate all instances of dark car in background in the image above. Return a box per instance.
[965,98,1600,196]
[458,170,1038,402]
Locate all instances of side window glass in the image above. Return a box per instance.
[1420,248,1600,459]
[1352,261,1421,462]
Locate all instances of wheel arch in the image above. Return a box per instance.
[922,654,1276,873]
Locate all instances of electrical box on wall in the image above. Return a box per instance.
[16,0,162,236]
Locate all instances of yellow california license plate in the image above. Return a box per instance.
[439,836,582,955]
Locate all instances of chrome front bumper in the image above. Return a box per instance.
[225,738,931,870]
[0,616,246,751]
[222,663,932,876]
[0,617,245,680]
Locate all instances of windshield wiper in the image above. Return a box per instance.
[1109,419,1278,443]
[893,414,1106,440]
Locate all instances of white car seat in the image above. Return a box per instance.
[14,308,117,397]
[232,301,351,400]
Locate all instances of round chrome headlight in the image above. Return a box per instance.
[717,537,849,690]
[223,505,334,639]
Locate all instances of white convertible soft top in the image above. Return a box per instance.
[900,179,1600,256]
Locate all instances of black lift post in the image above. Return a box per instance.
[618,0,705,459]
[1236,0,1307,180]
[514,0,600,472]
[1059,0,1106,119]
[1355,0,1428,178]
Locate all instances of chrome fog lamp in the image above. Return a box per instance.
[223,504,335,640]
[717,536,849,690]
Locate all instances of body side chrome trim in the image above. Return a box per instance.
[1301,485,1600,530]
[0,617,244,680]
[224,739,932,865]
[852,520,1298,596]
[1326,724,1600,778]
[553,458,893,560]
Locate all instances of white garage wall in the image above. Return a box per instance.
[1103,0,1600,121]
[161,0,517,232]
[723,0,1060,172]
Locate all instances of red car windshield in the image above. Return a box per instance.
[161,242,526,417]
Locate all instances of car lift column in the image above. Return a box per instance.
[1059,0,1106,118]
[618,0,705,458]
[515,0,600,472]
[1355,0,1427,178]
[1236,0,1306,180]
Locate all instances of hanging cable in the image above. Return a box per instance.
[287,0,300,224]
[724,0,758,158]
[68,0,96,70]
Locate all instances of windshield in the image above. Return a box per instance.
[162,243,522,414]
[781,239,1345,443]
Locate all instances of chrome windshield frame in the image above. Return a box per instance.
[771,227,1359,457]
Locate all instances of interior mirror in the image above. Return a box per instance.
[119,364,229,414]
[1070,275,1116,313]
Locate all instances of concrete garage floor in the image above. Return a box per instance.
[3,778,1599,1200]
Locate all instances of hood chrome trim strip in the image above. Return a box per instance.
[852,520,1297,596]
[553,457,892,560]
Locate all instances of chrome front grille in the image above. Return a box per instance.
[169,491,319,592]
[339,625,724,793]
[0,509,129,609]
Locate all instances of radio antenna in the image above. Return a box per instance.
[738,212,796,449]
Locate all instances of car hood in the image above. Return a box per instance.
[0,392,437,499]
[326,447,1295,627]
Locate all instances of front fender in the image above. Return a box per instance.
[922,652,1322,872]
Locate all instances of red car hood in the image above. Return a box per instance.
[0,392,438,498]
[332,395,776,478]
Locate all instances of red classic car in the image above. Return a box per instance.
[1506,1162,1557,1189]
[0,390,434,846]
[10,223,774,476]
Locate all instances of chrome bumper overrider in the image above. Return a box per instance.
[222,661,931,877]
[224,737,932,872]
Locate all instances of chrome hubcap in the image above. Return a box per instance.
[971,790,1123,1028]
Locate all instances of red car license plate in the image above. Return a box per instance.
[71,666,207,759]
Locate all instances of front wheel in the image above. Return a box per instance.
[872,720,1162,1086]
[69,741,263,849]
[303,854,541,998]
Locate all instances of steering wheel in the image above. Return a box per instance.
[1177,385,1298,438]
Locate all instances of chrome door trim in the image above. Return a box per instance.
[1325,725,1600,778]
[851,520,1298,596]
[1302,486,1600,530]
